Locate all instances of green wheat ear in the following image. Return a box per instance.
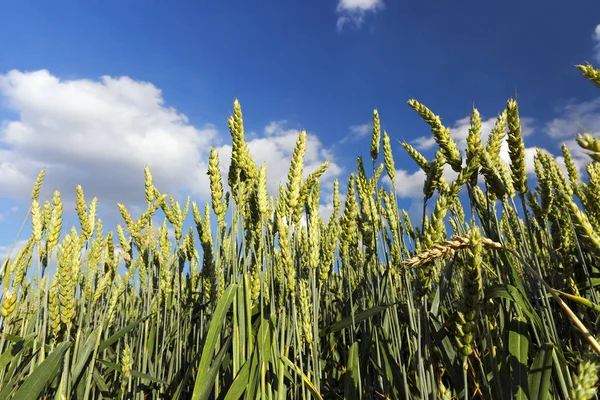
[370,108,381,163]
[401,141,429,172]
[465,107,482,186]
[285,129,307,216]
[576,62,600,88]
[408,98,463,172]
[484,109,508,191]
[506,98,528,195]
[570,357,599,400]
[31,169,45,202]
[577,132,600,162]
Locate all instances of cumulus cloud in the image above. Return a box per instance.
[0,70,343,229]
[389,169,427,199]
[0,69,217,211]
[594,24,600,64]
[336,0,384,32]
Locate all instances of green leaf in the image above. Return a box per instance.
[191,282,238,400]
[430,255,456,317]
[430,314,465,397]
[257,317,272,364]
[320,304,394,337]
[92,367,109,393]
[245,348,260,400]
[528,343,554,400]
[71,326,102,386]
[507,316,530,400]
[378,328,408,399]
[193,337,232,400]
[0,333,36,369]
[98,314,153,352]
[0,352,37,400]
[555,290,600,312]
[486,284,543,330]
[13,340,70,400]
[281,356,324,400]
[344,342,361,400]
[223,353,254,400]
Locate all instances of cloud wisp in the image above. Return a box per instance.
[336,0,384,32]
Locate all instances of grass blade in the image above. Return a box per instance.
[13,340,70,400]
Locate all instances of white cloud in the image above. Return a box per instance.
[0,70,217,210]
[522,146,544,176]
[546,98,600,139]
[167,227,175,242]
[593,24,600,64]
[264,120,285,136]
[544,96,600,176]
[380,168,426,199]
[338,0,383,11]
[0,239,28,263]
[412,135,436,150]
[0,70,343,228]
[350,123,370,137]
[337,123,371,145]
[336,0,384,31]
[393,169,427,198]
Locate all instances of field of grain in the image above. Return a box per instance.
[1,63,600,399]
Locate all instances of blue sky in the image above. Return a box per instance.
[1,0,600,258]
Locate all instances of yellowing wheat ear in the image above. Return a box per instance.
[0,290,17,318]
[382,132,396,185]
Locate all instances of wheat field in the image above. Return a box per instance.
[1,63,600,399]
